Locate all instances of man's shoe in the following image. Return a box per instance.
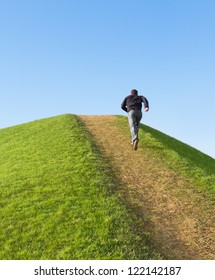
[133,139,138,150]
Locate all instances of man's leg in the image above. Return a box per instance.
[128,110,138,142]
[135,110,142,139]
[128,110,142,150]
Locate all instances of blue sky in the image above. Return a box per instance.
[0,0,214,158]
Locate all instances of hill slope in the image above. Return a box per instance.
[78,115,215,260]
[0,114,159,259]
[0,114,214,260]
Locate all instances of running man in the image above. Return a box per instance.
[121,89,149,150]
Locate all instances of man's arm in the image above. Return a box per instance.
[121,97,128,112]
[141,96,149,111]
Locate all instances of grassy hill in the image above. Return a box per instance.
[0,114,214,260]
[79,115,215,259]
[0,114,159,260]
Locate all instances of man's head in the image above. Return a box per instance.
[131,89,138,96]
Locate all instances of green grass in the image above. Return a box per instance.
[0,114,159,260]
[116,115,215,198]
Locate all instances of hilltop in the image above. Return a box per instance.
[0,114,214,259]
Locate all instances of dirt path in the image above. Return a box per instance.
[78,115,215,260]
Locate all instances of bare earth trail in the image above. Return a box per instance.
[78,115,215,260]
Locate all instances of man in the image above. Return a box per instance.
[121,89,149,150]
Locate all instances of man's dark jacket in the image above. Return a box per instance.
[121,95,149,113]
